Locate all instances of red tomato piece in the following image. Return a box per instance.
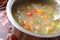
[27,12,33,16]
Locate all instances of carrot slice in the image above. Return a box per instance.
[19,20,25,26]
[41,15,48,19]
[44,23,51,26]
[54,20,59,24]
[49,6,54,10]
[37,9,44,15]
[24,25,32,31]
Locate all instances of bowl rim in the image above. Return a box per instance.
[6,0,60,38]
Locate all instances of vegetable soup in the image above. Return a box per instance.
[12,2,60,34]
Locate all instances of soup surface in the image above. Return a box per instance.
[12,2,60,34]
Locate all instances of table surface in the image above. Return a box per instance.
[0,10,13,40]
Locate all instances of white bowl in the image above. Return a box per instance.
[6,0,60,38]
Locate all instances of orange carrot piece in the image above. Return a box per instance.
[41,15,48,19]
[38,9,44,15]
[44,23,51,26]
[54,20,59,24]
[20,21,25,26]
[24,25,32,31]
[49,6,54,10]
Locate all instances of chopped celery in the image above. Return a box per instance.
[51,15,54,18]
[19,20,23,24]
[17,11,20,14]
[44,27,54,34]
[47,11,53,15]
[44,28,49,34]
[44,5,49,9]
[51,22,55,27]
[57,24,60,30]
[34,30,41,34]
[33,13,40,18]
[35,21,40,24]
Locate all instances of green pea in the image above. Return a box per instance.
[19,20,23,24]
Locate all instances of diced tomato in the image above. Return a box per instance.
[27,12,33,16]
